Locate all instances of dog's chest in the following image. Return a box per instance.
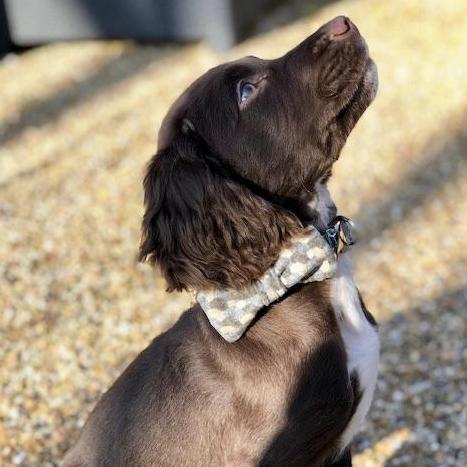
[330,254,380,449]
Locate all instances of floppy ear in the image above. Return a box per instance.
[139,134,302,292]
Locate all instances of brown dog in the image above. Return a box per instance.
[63,16,379,467]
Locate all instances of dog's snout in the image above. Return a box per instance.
[325,16,352,40]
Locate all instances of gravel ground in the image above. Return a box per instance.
[1,0,466,465]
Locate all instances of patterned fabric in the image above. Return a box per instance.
[196,225,338,343]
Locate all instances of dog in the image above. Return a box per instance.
[63,16,379,467]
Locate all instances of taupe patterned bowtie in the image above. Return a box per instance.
[196,223,340,343]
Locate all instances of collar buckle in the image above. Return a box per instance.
[324,216,355,255]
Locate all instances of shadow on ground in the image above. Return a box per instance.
[0,46,170,147]
[353,284,467,465]
[353,124,467,247]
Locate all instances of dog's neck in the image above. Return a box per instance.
[300,180,337,231]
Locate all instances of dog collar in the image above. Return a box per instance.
[196,217,355,343]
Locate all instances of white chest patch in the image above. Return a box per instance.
[331,254,380,450]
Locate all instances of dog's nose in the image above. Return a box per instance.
[325,16,352,39]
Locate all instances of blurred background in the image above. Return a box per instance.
[0,0,466,466]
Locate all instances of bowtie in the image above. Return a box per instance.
[196,217,355,343]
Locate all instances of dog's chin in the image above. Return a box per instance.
[322,57,377,162]
[363,58,378,103]
[336,57,378,129]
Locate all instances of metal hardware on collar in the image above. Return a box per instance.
[324,216,355,255]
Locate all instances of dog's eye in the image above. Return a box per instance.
[238,82,256,104]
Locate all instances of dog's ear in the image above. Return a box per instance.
[139,133,302,292]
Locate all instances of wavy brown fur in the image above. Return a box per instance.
[139,134,303,291]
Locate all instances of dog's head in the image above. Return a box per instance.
[140,17,378,292]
